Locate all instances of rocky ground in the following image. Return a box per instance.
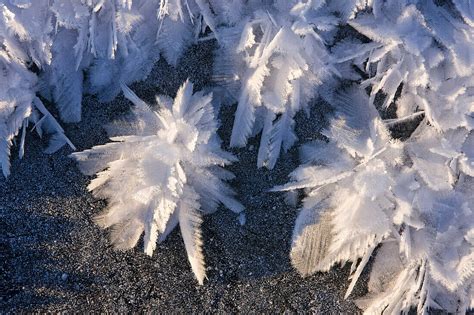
[0,42,367,313]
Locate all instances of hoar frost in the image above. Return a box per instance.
[1,0,473,312]
[71,81,244,284]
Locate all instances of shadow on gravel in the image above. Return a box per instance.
[0,194,90,311]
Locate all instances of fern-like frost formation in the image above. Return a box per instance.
[71,81,244,284]
[214,3,334,169]
[274,1,474,313]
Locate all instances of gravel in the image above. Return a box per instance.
[0,41,366,313]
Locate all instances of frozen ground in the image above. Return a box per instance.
[1,42,366,312]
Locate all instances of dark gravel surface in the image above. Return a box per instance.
[1,42,366,313]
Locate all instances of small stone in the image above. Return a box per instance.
[61,273,68,281]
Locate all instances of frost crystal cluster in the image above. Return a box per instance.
[274,0,474,313]
[2,0,473,313]
[214,2,335,169]
[72,81,243,284]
